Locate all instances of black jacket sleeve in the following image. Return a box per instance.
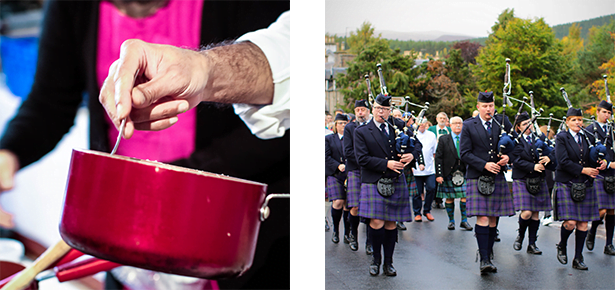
[0,0,88,169]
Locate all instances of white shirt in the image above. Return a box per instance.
[479,115,492,132]
[569,129,584,144]
[233,11,325,161]
[372,119,389,135]
[414,129,436,176]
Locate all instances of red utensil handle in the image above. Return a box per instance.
[51,249,84,268]
[55,257,121,282]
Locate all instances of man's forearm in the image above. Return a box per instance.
[201,41,273,105]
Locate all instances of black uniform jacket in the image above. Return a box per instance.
[343,121,364,172]
[554,130,600,184]
[591,121,615,176]
[512,134,557,180]
[460,114,513,179]
[325,133,347,181]
[435,133,465,178]
[354,118,422,184]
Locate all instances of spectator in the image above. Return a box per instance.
[412,119,437,222]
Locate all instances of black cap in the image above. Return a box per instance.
[478,91,494,103]
[355,99,369,108]
[566,107,583,118]
[598,100,613,112]
[334,113,348,122]
[375,93,392,107]
[515,111,530,124]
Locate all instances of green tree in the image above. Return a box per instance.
[491,8,515,33]
[572,20,615,106]
[336,37,416,112]
[411,60,463,120]
[346,21,380,54]
[474,11,571,123]
[446,48,479,118]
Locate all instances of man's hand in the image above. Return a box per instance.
[534,163,545,173]
[582,167,599,178]
[0,150,18,193]
[418,164,425,171]
[0,150,18,229]
[598,160,607,171]
[99,40,209,138]
[387,160,406,174]
[99,39,273,139]
[338,164,345,172]
[436,177,443,184]
[484,162,501,174]
[538,156,551,165]
[398,153,414,164]
[497,154,509,166]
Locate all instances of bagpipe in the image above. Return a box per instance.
[560,87,607,163]
[508,93,553,158]
[363,63,431,155]
[488,58,515,155]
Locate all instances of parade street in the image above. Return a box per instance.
[325,200,615,289]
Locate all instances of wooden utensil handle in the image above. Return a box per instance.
[1,240,71,290]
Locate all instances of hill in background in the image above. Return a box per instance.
[552,14,615,40]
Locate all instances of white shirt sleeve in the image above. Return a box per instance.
[233,11,324,159]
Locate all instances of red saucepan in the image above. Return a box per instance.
[59,148,288,279]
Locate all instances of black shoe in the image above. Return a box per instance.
[460,221,473,231]
[527,244,542,255]
[365,243,373,255]
[325,219,330,232]
[447,222,455,230]
[369,263,380,276]
[343,234,351,244]
[397,222,407,231]
[556,244,567,264]
[605,244,615,255]
[383,264,397,276]
[494,230,501,242]
[572,257,588,270]
[349,235,358,251]
[332,231,339,243]
[513,235,522,251]
[479,260,497,273]
[586,231,595,251]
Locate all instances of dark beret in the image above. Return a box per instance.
[355,99,369,108]
[478,91,494,103]
[334,113,348,122]
[598,100,613,112]
[515,111,530,124]
[566,107,583,118]
[375,93,391,107]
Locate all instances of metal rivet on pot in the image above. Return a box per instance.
[260,206,270,221]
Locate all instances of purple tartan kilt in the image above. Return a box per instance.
[594,178,615,209]
[466,174,514,217]
[357,175,412,222]
[346,170,361,208]
[554,182,599,221]
[326,176,346,201]
[512,179,552,212]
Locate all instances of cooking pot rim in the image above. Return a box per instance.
[72,148,267,187]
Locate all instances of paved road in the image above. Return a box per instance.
[325,200,615,289]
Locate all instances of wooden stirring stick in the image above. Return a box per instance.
[1,240,71,290]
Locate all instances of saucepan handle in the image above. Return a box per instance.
[259,193,290,221]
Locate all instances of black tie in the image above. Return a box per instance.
[577,134,582,149]
[526,136,532,145]
[485,121,491,135]
[380,123,389,137]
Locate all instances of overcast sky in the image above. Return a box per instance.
[326,0,615,38]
